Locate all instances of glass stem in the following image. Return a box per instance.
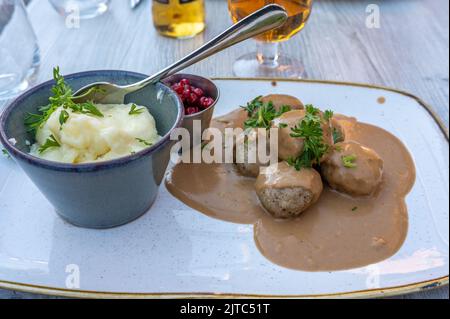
[256,42,280,68]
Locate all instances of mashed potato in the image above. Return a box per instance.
[30,103,160,163]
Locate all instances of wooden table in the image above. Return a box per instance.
[1,0,448,299]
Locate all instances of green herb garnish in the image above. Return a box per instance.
[1,148,10,159]
[78,101,104,117]
[241,96,263,117]
[278,123,288,128]
[287,105,330,170]
[342,154,357,168]
[24,105,58,134]
[129,104,144,115]
[59,110,69,128]
[38,135,60,154]
[24,67,103,134]
[333,128,344,144]
[136,138,152,146]
[352,206,358,211]
[241,96,291,129]
[324,110,334,121]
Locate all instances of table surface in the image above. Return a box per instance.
[0,0,448,299]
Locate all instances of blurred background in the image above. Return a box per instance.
[1,0,448,124]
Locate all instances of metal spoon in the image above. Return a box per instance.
[72,4,288,104]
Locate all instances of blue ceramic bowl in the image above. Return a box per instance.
[0,70,184,229]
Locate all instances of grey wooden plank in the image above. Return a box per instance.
[1,0,448,299]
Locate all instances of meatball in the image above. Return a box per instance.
[261,94,304,112]
[272,110,333,161]
[255,162,323,218]
[234,128,271,177]
[321,141,383,196]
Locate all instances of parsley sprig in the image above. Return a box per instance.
[324,110,334,121]
[287,105,333,170]
[38,134,60,154]
[342,154,357,168]
[129,104,144,115]
[241,96,291,129]
[1,148,10,159]
[136,138,152,146]
[24,67,104,134]
[333,128,344,144]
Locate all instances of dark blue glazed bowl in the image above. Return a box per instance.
[0,70,184,228]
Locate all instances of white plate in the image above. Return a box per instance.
[0,79,448,298]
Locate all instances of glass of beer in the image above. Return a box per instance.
[228,0,313,78]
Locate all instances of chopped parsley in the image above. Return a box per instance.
[241,96,291,129]
[24,67,103,134]
[2,148,10,159]
[129,104,144,115]
[287,105,331,170]
[38,135,60,154]
[333,127,344,144]
[352,206,358,212]
[76,101,104,117]
[323,110,334,121]
[59,109,69,128]
[136,138,152,146]
[342,154,357,168]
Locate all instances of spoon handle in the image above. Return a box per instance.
[127,4,287,90]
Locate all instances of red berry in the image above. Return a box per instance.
[182,89,191,101]
[200,96,214,108]
[188,92,198,105]
[185,106,199,115]
[199,97,207,107]
[172,83,184,95]
[193,88,204,97]
[180,79,190,86]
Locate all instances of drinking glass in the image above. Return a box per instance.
[227,0,313,78]
[0,0,40,100]
[48,0,110,20]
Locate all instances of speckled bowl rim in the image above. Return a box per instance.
[0,70,185,172]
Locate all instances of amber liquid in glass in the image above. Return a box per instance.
[228,0,312,42]
[152,0,205,38]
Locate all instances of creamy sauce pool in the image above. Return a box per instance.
[165,108,416,271]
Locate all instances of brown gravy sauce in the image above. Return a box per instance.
[165,109,416,271]
[377,96,386,104]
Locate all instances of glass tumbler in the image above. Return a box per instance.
[48,0,110,20]
[0,0,40,100]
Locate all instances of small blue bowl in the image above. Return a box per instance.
[0,70,184,229]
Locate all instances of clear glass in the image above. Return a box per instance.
[48,0,110,20]
[0,0,40,100]
[227,0,313,78]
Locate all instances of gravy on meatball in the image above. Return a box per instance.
[321,141,384,196]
